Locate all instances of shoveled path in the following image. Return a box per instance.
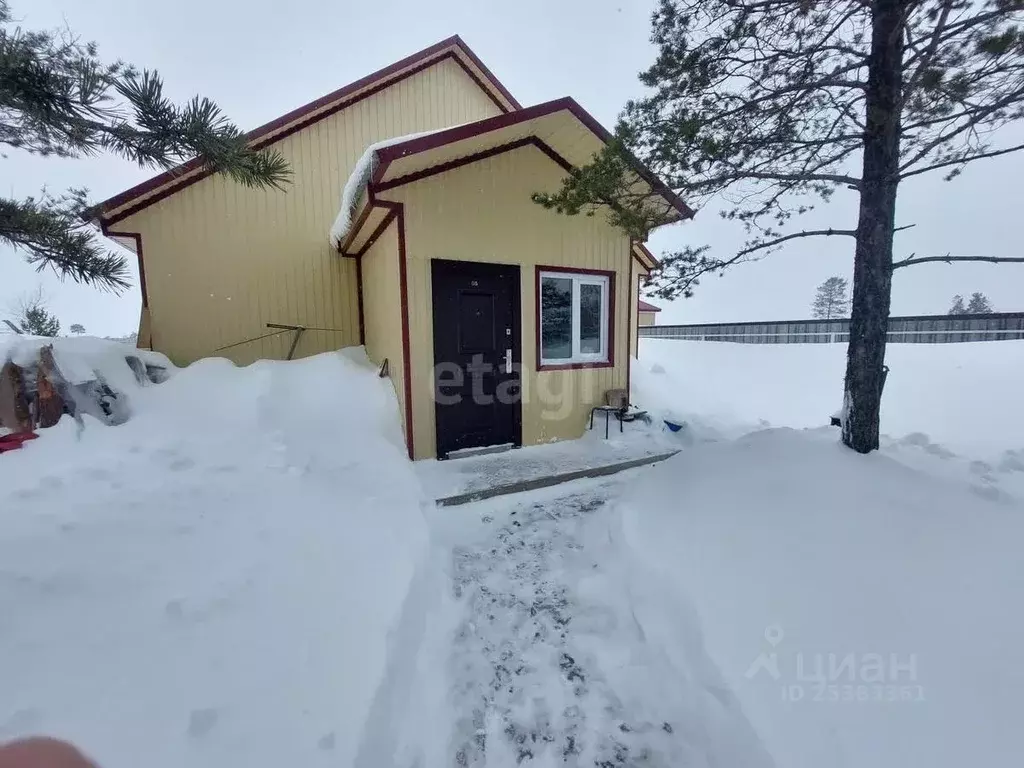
[444,480,712,766]
[357,476,772,767]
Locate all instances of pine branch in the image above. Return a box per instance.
[0,190,130,291]
[692,170,862,190]
[903,0,956,98]
[899,141,1024,180]
[0,12,291,190]
[646,227,857,299]
[892,252,1024,270]
[737,227,857,258]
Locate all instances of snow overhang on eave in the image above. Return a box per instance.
[336,189,392,256]
[331,98,693,253]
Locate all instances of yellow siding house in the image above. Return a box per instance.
[91,37,692,460]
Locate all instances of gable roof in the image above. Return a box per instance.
[370,98,693,219]
[89,36,520,226]
[638,300,662,313]
[333,98,694,252]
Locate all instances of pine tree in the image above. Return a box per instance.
[947,295,967,315]
[966,291,994,313]
[15,296,59,336]
[533,0,1024,453]
[812,277,850,320]
[0,1,291,291]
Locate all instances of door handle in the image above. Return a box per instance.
[505,348,512,374]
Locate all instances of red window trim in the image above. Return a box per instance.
[534,265,616,372]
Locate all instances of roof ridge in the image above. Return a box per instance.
[90,36,520,223]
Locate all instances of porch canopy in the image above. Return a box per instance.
[332,97,693,256]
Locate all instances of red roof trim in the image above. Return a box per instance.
[632,241,659,269]
[452,36,522,113]
[638,300,662,312]
[373,135,576,194]
[373,97,694,220]
[344,136,575,252]
[92,36,519,223]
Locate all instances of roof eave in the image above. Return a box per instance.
[88,36,520,225]
[370,97,693,222]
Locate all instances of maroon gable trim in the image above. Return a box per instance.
[632,241,660,269]
[373,136,575,193]
[101,225,149,309]
[372,98,694,221]
[92,36,519,225]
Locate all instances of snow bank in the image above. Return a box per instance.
[615,427,1022,768]
[622,339,1024,766]
[0,346,429,768]
[636,337,1024,456]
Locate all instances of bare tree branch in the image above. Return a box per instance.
[892,253,1024,270]
[899,141,1024,179]
[738,227,857,258]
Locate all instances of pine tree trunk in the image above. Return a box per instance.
[842,0,905,454]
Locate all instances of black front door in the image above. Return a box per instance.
[431,259,522,459]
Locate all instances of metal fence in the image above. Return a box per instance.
[640,312,1024,344]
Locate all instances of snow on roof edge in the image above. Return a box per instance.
[329,127,456,250]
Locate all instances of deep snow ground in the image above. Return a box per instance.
[635,337,1024,459]
[617,426,1024,768]
[0,344,427,768]
[3,337,1022,768]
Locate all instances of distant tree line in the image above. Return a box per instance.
[948,292,994,315]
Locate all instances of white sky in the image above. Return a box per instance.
[3,0,1023,335]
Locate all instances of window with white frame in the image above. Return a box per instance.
[539,270,610,366]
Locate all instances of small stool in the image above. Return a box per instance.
[589,405,623,439]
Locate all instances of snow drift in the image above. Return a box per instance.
[622,339,1024,768]
[634,337,1024,458]
[0,346,429,768]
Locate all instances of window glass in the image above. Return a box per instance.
[579,282,603,355]
[541,276,573,360]
[539,271,609,365]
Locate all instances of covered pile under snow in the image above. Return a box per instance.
[0,346,428,768]
[1,336,171,431]
[621,339,1024,767]
[1,335,168,393]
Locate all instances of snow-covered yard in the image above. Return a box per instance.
[0,340,427,768]
[633,337,1024,460]
[1,336,1021,767]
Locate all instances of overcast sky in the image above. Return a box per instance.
[4,0,1023,336]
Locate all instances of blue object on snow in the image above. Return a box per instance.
[664,419,684,433]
